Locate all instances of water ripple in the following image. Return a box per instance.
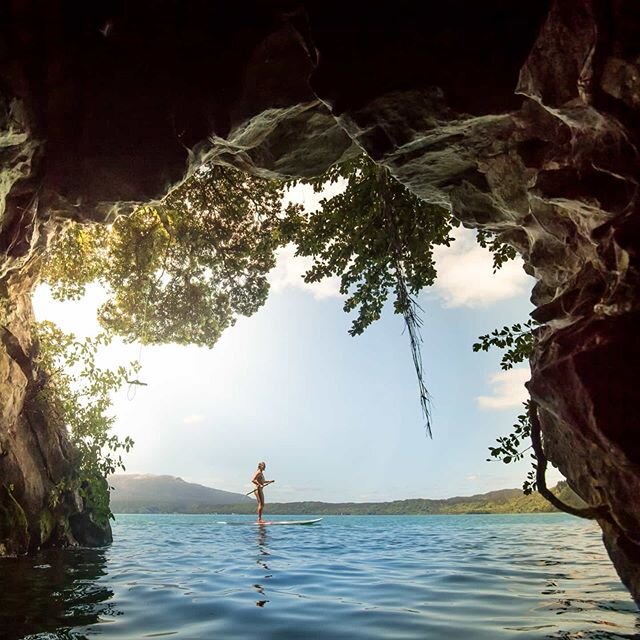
[1,514,638,639]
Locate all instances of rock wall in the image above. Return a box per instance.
[0,93,112,548]
[0,0,639,603]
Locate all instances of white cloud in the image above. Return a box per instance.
[182,414,205,425]
[282,180,347,213]
[477,367,530,410]
[432,227,531,308]
[269,180,348,301]
[268,244,342,300]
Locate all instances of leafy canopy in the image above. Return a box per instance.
[43,164,289,347]
[281,154,456,337]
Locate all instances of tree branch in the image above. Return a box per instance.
[529,400,609,520]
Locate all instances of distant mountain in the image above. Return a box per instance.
[109,474,585,516]
[109,474,254,513]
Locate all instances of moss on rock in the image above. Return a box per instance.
[37,508,56,546]
[0,484,29,555]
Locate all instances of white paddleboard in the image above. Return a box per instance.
[219,518,322,526]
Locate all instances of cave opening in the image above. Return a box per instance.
[1,1,640,634]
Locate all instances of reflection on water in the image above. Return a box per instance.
[254,526,271,607]
[0,514,638,640]
[0,547,116,640]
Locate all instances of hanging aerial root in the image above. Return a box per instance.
[376,165,433,438]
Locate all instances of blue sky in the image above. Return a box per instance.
[33,184,561,502]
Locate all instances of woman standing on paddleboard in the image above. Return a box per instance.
[252,461,274,523]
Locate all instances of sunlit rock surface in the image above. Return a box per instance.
[0,0,638,603]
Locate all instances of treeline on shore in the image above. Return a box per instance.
[112,481,585,515]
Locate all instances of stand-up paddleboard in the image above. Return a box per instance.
[219,518,322,526]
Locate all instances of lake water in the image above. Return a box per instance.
[1,513,638,639]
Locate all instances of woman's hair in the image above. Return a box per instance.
[258,461,266,469]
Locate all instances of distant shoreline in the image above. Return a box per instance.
[109,474,586,516]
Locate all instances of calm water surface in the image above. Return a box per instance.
[1,513,638,639]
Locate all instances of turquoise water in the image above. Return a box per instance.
[1,513,638,639]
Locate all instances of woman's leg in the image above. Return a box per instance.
[257,488,265,522]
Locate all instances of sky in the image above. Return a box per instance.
[32,183,561,503]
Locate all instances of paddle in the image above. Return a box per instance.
[246,480,275,496]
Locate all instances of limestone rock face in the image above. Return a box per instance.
[0,0,639,604]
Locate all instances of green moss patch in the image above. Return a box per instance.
[0,484,30,554]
